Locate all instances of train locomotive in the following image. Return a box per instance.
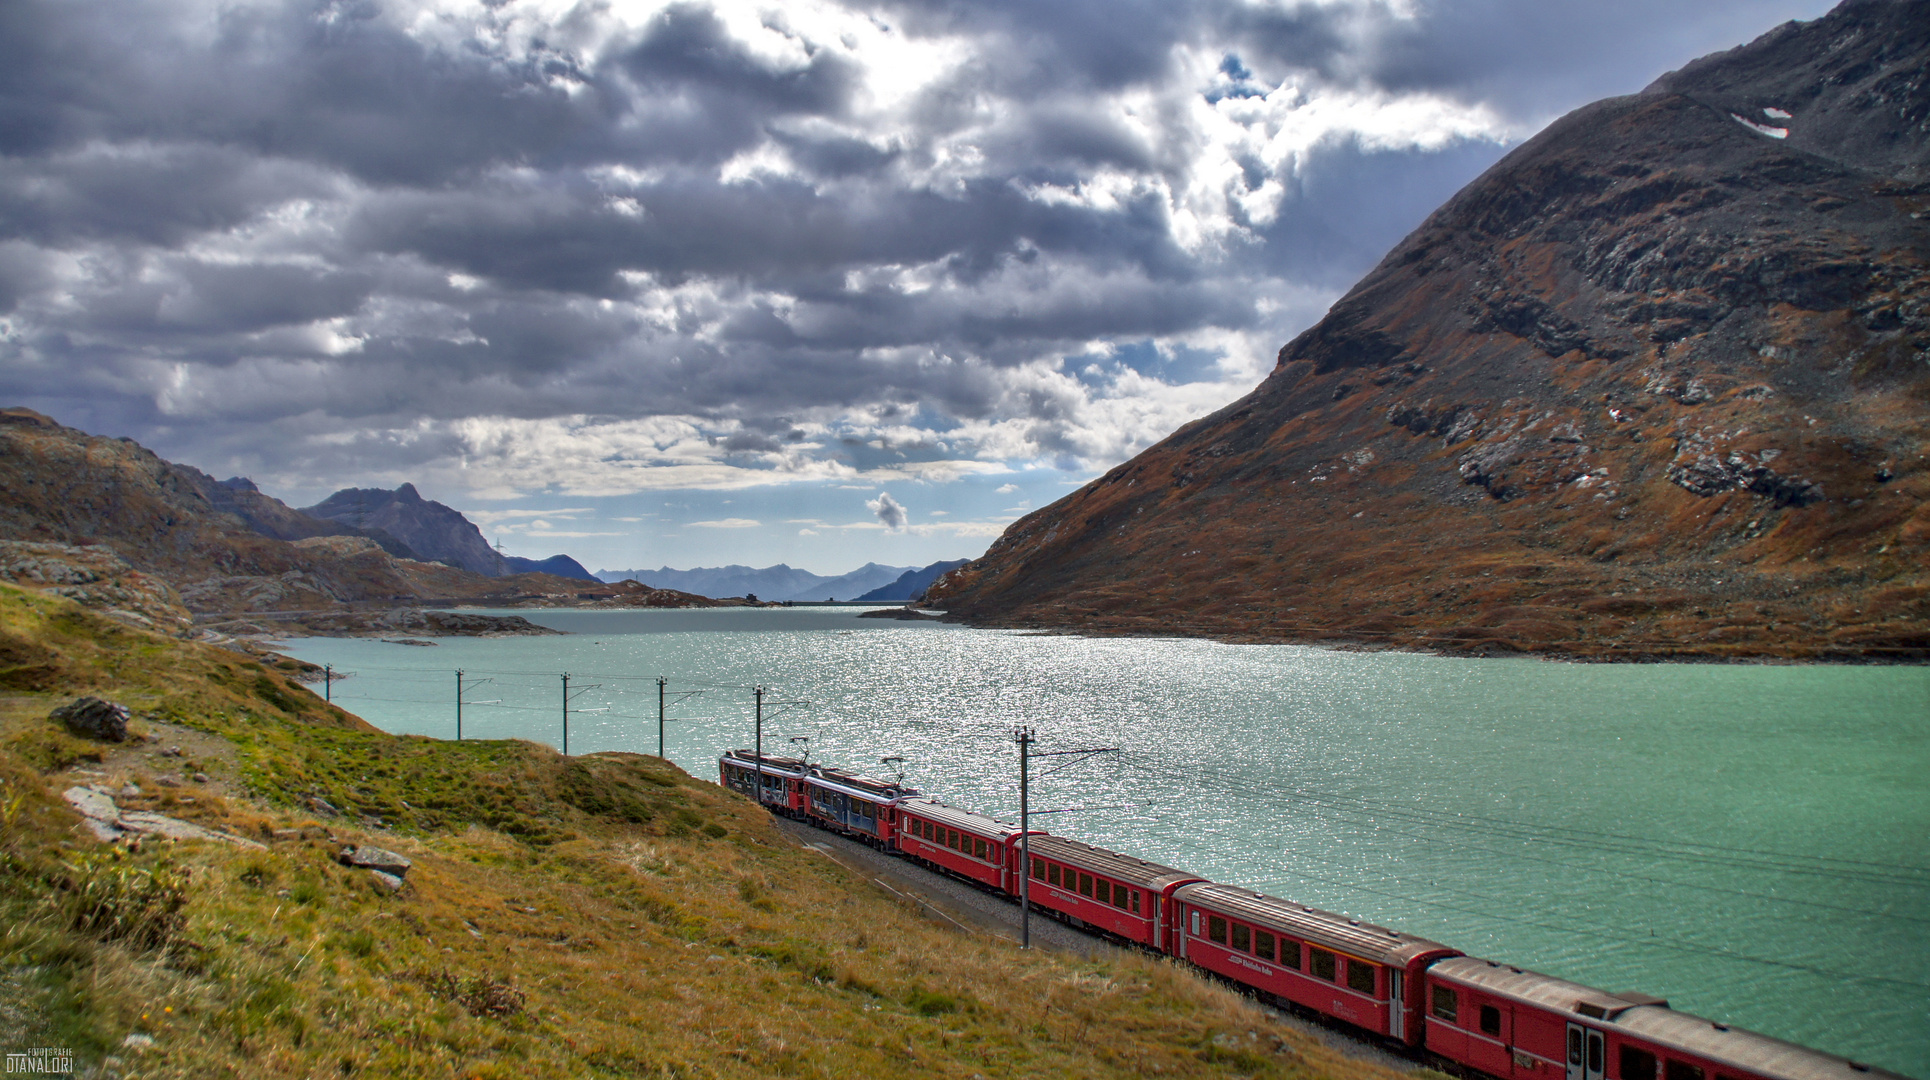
[719,748,1906,1080]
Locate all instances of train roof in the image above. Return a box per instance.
[1430,958,1910,1080]
[1026,834,1204,892]
[721,749,807,774]
[804,766,918,801]
[900,798,1024,838]
[1173,882,1457,967]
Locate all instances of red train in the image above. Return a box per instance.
[719,749,1906,1080]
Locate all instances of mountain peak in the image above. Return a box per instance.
[928,0,1930,659]
[303,483,509,577]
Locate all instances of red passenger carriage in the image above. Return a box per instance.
[1021,835,1202,948]
[1172,882,1457,1044]
[1423,958,1907,1080]
[896,798,1028,890]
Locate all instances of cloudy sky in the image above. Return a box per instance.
[0,0,1831,573]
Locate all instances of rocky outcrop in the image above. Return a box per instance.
[63,786,266,848]
[302,484,512,577]
[928,0,1930,660]
[0,540,194,634]
[52,696,131,742]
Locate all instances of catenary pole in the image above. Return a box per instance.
[561,672,570,755]
[1016,726,1034,949]
[323,664,332,703]
[658,676,667,758]
[455,669,463,741]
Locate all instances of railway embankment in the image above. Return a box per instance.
[0,580,1426,1080]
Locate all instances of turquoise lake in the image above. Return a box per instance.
[281,607,1930,1076]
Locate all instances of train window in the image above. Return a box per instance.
[1078,873,1093,897]
[1095,880,1111,904]
[1665,1062,1703,1080]
[1231,924,1250,952]
[1129,890,1140,914]
[1254,931,1274,961]
[974,838,987,860]
[1049,864,1061,886]
[1347,961,1375,995]
[1310,948,1336,982]
[1569,1029,1583,1066]
[1208,915,1227,944]
[1621,1047,1657,1080]
[1032,858,1045,880]
[949,830,960,850]
[1479,1005,1501,1037]
[1432,986,1458,1023]
[1111,885,1128,910]
[1589,1034,1602,1074]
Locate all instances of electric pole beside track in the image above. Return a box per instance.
[1013,729,1119,950]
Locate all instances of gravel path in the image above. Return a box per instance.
[770,816,1421,1073]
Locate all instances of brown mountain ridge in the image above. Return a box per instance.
[928,0,1930,659]
[0,408,720,628]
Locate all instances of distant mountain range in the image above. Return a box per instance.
[853,560,970,603]
[597,562,939,601]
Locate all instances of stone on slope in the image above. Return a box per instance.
[52,697,131,742]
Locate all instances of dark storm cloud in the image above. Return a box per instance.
[0,0,1836,496]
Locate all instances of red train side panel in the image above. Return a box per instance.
[1424,958,1911,1080]
[1020,835,1203,949]
[897,799,1020,890]
[1173,883,1457,1046]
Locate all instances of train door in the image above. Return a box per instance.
[1567,1024,1604,1080]
[1388,970,1404,1040]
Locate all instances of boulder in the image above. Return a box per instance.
[337,845,412,877]
[368,870,406,893]
[52,696,130,741]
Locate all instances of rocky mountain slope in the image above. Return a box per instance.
[0,408,669,618]
[191,475,421,559]
[928,0,1930,659]
[303,484,512,576]
[505,553,597,581]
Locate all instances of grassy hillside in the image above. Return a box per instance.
[0,582,1412,1080]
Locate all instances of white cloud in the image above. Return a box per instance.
[690,518,762,528]
[867,491,909,531]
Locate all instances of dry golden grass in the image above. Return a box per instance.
[0,583,1421,1080]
